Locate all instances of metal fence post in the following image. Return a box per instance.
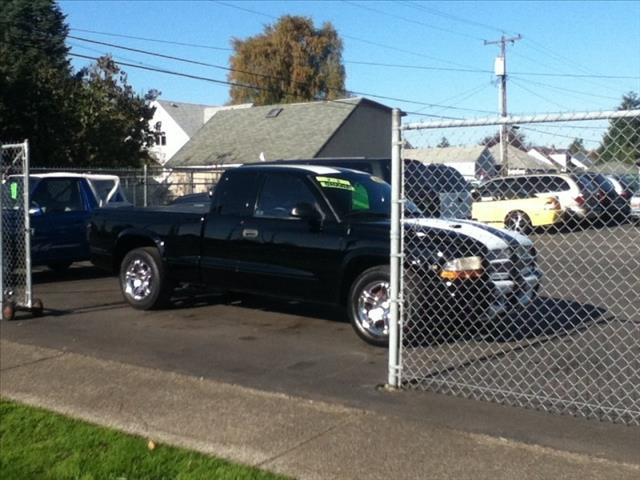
[388,108,402,388]
[143,164,148,207]
[0,146,4,317]
[22,140,32,308]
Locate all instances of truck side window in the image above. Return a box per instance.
[214,171,259,216]
[32,179,83,213]
[256,173,318,218]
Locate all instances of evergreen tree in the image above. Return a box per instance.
[437,137,450,148]
[228,16,346,105]
[598,92,640,164]
[0,0,158,167]
[0,0,76,165]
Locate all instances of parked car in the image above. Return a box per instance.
[631,192,640,220]
[260,158,473,219]
[471,178,563,233]
[477,173,626,225]
[88,164,541,347]
[579,172,629,220]
[3,173,128,271]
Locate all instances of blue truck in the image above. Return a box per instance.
[3,173,128,271]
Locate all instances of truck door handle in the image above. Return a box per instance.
[242,228,259,239]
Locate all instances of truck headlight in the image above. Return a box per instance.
[440,256,484,281]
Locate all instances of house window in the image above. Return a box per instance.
[265,108,283,118]
[153,121,166,146]
[154,132,167,146]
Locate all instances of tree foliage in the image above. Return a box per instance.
[0,0,77,165]
[436,137,450,148]
[0,0,157,167]
[228,15,346,105]
[480,127,529,150]
[72,56,157,167]
[567,138,586,155]
[598,92,640,164]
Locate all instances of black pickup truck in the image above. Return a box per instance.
[89,164,542,346]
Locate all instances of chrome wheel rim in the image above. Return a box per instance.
[507,213,528,233]
[124,258,153,301]
[356,280,390,339]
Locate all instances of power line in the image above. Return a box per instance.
[71,28,232,51]
[388,3,636,87]
[68,26,640,80]
[398,1,509,35]
[345,59,491,74]
[510,78,570,111]
[520,125,602,145]
[343,59,639,80]
[68,51,492,115]
[413,82,492,116]
[510,76,622,102]
[68,35,497,115]
[214,0,484,70]
[510,49,625,95]
[341,0,484,41]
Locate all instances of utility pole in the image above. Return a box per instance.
[485,34,522,176]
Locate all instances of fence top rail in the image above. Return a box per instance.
[1,142,29,149]
[402,109,640,131]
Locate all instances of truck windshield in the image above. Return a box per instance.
[314,172,421,218]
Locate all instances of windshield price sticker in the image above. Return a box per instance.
[316,176,355,191]
[10,182,18,199]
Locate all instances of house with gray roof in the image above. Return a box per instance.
[489,144,558,175]
[166,97,392,168]
[528,146,594,172]
[403,145,499,181]
[149,99,252,165]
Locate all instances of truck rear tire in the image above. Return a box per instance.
[348,266,390,347]
[119,247,173,310]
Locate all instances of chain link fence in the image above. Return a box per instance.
[388,110,640,425]
[1,141,33,319]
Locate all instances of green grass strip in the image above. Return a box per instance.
[0,399,288,480]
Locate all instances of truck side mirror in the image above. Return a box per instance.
[291,202,320,220]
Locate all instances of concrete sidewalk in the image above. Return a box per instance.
[1,339,638,480]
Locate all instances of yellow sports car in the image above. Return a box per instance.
[472,187,563,234]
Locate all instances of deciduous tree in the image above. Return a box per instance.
[228,16,346,105]
[72,56,157,167]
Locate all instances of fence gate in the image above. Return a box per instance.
[1,140,35,320]
[388,110,640,425]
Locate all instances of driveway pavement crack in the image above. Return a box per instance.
[0,351,67,372]
[255,415,361,468]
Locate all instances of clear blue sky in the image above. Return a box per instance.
[59,0,640,147]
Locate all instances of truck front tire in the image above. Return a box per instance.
[348,266,390,347]
[119,247,173,310]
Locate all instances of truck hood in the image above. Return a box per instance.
[405,217,532,251]
[347,216,532,260]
